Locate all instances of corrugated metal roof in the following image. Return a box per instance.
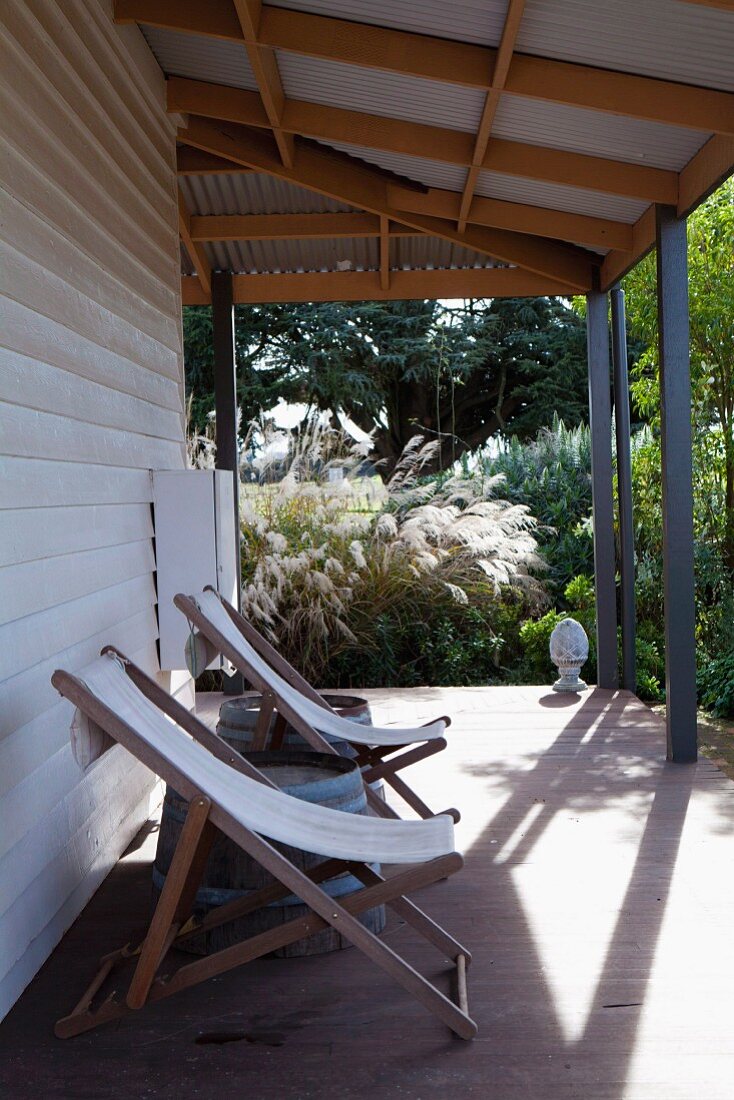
[475,171,648,223]
[392,237,500,270]
[202,238,379,273]
[140,26,257,90]
[272,0,734,91]
[321,141,469,192]
[494,96,710,172]
[517,0,734,92]
[196,235,497,274]
[180,173,356,216]
[269,0,510,47]
[277,52,485,132]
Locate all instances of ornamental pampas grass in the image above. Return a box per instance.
[239,421,544,684]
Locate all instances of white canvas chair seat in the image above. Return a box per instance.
[80,653,454,865]
[190,590,446,747]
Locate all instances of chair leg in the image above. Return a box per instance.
[57,847,476,1041]
[222,828,479,1040]
[348,862,472,963]
[126,796,214,1009]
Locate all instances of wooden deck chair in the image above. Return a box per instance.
[51,649,477,1041]
[174,589,459,824]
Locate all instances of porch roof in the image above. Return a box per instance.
[114,1,734,303]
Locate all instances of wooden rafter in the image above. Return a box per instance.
[457,0,525,232]
[231,0,293,167]
[189,213,418,241]
[116,1,734,135]
[181,267,577,306]
[177,147,256,174]
[167,77,679,204]
[600,135,734,291]
[188,201,630,252]
[387,185,633,252]
[178,116,598,289]
[177,187,210,297]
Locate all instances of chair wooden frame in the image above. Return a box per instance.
[51,650,477,1041]
[174,590,460,824]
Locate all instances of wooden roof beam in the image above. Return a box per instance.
[388,184,633,252]
[231,0,293,167]
[600,135,734,290]
[189,213,419,240]
[177,146,257,174]
[167,77,679,204]
[116,1,734,135]
[177,187,211,297]
[181,266,578,306]
[458,0,525,232]
[178,116,598,289]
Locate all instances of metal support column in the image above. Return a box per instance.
[656,206,697,762]
[587,292,618,690]
[212,271,243,693]
[611,285,636,693]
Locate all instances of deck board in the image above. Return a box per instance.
[1,685,733,1099]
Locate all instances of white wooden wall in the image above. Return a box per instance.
[0,0,187,1017]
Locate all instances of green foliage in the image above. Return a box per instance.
[183,297,589,474]
[698,652,734,718]
[518,611,565,679]
[623,177,734,575]
[517,574,597,682]
[476,417,594,598]
[635,636,665,703]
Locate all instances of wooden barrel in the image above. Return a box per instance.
[216,691,372,758]
[217,691,385,800]
[153,751,386,957]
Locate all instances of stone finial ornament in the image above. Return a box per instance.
[549,617,589,693]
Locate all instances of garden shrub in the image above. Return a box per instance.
[238,424,544,687]
[475,416,594,599]
[698,652,734,718]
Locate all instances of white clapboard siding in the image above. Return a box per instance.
[3,147,178,321]
[1,243,181,380]
[0,504,154,569]
[0,354,183,442]
[1,191,181,354]
[1,403,184,469]
[2,27,175,251]
[1,539,155,631]
[0,459,153,510]
[0,0,187,1019]
[0,609,159,741]
[0,764,159,1014]
[11,0,173,201]
[2,299,182,412]
[0,571,156,682]
[0,753,156,954]
[0,752,155,940]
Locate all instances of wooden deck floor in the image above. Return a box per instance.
[2,686,733,1099]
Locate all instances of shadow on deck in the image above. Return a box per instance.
[1,686,733,1099]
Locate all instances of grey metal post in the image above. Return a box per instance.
[587,292,618,690]
[656,205,697,762]
[611,285,636,693]
[212,271,244,693]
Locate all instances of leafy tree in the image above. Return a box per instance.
[182,296,589,475]
[623,178,734,573]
